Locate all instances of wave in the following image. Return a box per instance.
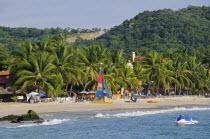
[95,107,210,118]
[7,119,69,128]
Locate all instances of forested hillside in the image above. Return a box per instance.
[94,6,210,54]
[0,26,101,50]
[0,6,210,69]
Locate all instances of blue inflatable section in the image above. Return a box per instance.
[185,117,192,121]
[177,116,185,121]
[177,116,192,121]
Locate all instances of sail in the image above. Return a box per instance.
[96,69,104,98]
[103,78,110,98]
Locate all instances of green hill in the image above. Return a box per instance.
[0,27,101,50]
[94,6,210,54]
[0,6,210,56]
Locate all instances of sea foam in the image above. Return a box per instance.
[95,107,210,118]
[6,119,69,128]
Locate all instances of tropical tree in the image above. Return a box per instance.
[169,55,191,95]
[117,63,138,94]
[141,51,162,94]
[133,62,146,93]
[0,44,9,70]
[15,52,57,94]
[77,45,109,90]
[50,35,81,93]
[48,73,67,98]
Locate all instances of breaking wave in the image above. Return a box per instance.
[95,107,210,118]
[7,119,69,128]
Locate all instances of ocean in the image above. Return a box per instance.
[0,105,210,139]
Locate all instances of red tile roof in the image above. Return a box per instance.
[0,70,9,76]
[132,57,148,63]
[133,57,173,63]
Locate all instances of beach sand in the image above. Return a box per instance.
[0,96,210,116]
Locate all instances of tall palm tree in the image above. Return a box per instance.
[118,63,138,93]
[78,66,98,100]
[78,45,109,90]
[141,51,162,94]
[133,62,146,93]
[48,73,67,98]
[50,35,80,92]
[169,55,191,95]
[102,61,120,95]
[15,52,57,94]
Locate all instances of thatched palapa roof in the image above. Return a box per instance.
[0,88,13,95]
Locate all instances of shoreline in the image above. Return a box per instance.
[0,96,210,116]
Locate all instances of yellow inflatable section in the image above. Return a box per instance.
[91,101,113,104]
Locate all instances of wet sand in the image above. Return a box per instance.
[0,96,210,116]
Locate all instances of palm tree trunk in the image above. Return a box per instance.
[66,82,69,93]
[65,82,69,97]
[179,85,181,95]
[156,81,160,97]
[164,88,166,96]
[147,73,153,94]
[70,85,73,97]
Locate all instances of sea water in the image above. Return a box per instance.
[0,105,210,139]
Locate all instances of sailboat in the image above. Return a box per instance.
[91,68,113,104]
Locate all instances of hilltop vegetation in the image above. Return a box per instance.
[0,6,209,97]
[0,6,210,70]
[1,6,209,54]
[72,6,210,68]
[7,35,210,97]
[94,6,210,54]
[0,26,101,50]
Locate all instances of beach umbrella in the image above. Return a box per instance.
[36,94,46,97]
[79,90,89,94]
[88,91,96,94]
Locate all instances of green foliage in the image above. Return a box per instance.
[0,110,41,122]
[11,96,18,102]
[95,6,210,56]
[17,110,40,121]
[2,6,210,96]
[0,114,20,121]
[0,26,101,51]
[0,44,9,70]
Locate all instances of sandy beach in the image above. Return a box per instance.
[0,96,210,116]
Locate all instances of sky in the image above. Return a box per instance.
[0,0,209,29]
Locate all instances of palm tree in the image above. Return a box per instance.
[77,45,109,90]
[133,62,146,93]
[169,55,191,95]
[50,35,81,93]
[117,63,138,94]
[141,51,162,94]
[48,73,68,98]
[102,61,120,95]
[15,52,57,94]
[109,49,125,68]
[78,66,97,100]
[186,56,209,95]
[155,62,178,95]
